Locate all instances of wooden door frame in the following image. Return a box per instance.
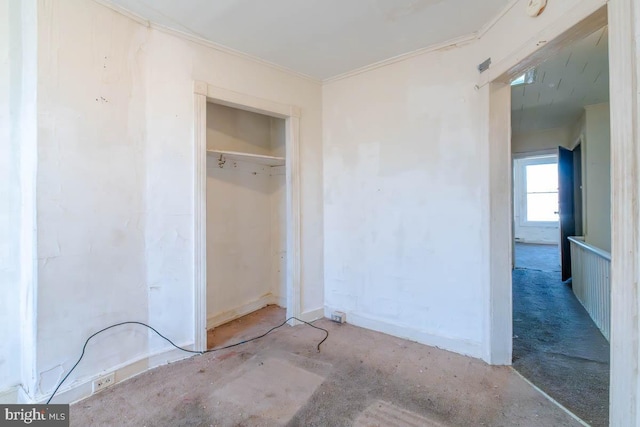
[481,1,640,424]
[192,81,302,351]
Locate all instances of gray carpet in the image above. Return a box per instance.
[512,243,609,427]
[514,243,561,271]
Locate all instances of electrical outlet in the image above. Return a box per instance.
[331,311,346,324]
[92,372,115,393]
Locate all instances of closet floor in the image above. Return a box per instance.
[72,307,583,426]
[207,305,283,349]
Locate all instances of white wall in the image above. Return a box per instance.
[1,0,37,401]
[37,0,150,399]
[583,103,611,251]
[608,1,640,424]
[206,162,284,324]
[270,166,287,302]
[0,0,22,399]
[323,0,607,360]
[33,0,323,402]
[13,0,610,402]
[323,44,486,357]
[142,22,324,346]
[206,104,286,326]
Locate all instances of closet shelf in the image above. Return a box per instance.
[206,149,285,167]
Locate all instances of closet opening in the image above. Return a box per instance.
[192,82,302,351]
[204,102,287,348]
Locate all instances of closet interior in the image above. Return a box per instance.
[205,102,287,342]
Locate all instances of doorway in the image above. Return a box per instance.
[193,82,302,352]
[508,23,611,426]
[205,103,288,347]
[482,0,640,423]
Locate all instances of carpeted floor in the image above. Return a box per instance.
[512,243,610,427]
[71,306,582,426]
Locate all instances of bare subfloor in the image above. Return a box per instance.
[72,306,580,426]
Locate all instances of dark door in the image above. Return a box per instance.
[558,146,575,282]
[573,144,583,236]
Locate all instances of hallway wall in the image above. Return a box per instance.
[583,103,611,252]
[512,127,572,155]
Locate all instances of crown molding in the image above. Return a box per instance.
[322,0,520,83]
[92,0,321,84]
[147,23,321,84]
[92,0,150,27]
[323,33,477,84]
[93,0,523,86]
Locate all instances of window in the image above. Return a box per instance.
[514,155,559,227]
[511,69,536,86]
[525,163,559,222]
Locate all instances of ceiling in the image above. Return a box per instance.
[103,0,509,80]
[511,27,609,134]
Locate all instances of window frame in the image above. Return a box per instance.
[514,155,560,228]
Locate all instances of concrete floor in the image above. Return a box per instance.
[72,306,581,426]
[513,243,610,427]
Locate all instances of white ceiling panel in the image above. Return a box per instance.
[102,0,509,79]
[512,27,609,134]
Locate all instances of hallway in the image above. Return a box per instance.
[512,243,610,427]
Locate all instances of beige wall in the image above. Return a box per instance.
[206,103,283,156]
[568,103,611,252]
[583,103,611,251]
[512,127,572,154]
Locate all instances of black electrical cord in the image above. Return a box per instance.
[46,316,328,404]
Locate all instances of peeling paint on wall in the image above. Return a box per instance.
[30,0,323,401]
[38,366,64,395]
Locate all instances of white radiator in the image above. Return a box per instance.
[568,236,611,341]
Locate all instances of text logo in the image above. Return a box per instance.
[0,405,69,427]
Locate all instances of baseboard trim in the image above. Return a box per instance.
[514,239,559,245]
[206,294,281,330]
[36,342,195,404]
[298,307,324,322]
[325,307,483,359]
